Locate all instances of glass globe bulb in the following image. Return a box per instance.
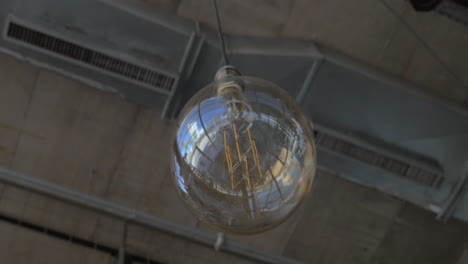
[171,67,317,234]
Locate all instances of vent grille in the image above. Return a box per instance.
[316,132,444,188]
[6,22,175,93]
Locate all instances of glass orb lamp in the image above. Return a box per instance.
[171,66,317,234]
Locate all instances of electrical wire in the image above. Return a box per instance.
[378,0,467,92]
[212,0,230,65]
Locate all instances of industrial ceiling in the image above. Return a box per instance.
[0,0,467,263]
[0,0,467,222]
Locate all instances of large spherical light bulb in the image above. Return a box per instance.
[171,66,317,234]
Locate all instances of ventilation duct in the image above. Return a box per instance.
[315,131,444,189]
[6,21,176,93]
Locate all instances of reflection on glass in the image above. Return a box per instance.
[171,76,317,234]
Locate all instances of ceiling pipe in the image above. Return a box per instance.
[0,167,303,264]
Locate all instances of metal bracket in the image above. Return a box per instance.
[161,29,205,119]
[214,232,225,251]
[296,58,323,104]
[438,164,468,220]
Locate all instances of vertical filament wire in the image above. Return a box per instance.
[224,130,234,189]
[232,123,242,162]
[243,153,252,191]
[247,127,263,180]
[228,124,262,192]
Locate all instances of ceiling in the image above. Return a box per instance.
[157,0,468,104]
[0,0,467,263]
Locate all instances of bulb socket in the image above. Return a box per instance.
[215,66,243,97]
[214,65,241,81]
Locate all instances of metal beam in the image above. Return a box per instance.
[296,58,323,104]
[0,167,303,264]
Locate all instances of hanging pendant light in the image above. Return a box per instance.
[170,0,317,234]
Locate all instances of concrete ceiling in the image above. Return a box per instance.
[147,0,468,104]
[0,0,467,263]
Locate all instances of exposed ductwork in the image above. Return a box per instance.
[0,0,467,223]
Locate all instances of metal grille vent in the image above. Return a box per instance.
[6,22,175,92]
[315,132,444,188]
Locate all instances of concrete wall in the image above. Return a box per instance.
[285,171,468,264]
[0,220,112,263]
[0,52,261,263]
[0,51,467,263]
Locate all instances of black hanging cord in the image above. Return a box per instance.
[212,0,230,65]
